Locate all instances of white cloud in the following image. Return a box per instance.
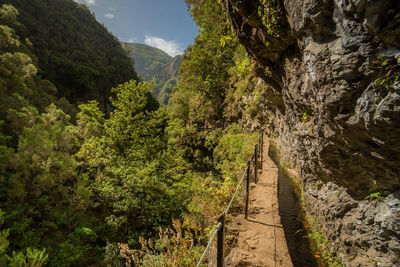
[75,0,97,6]
[104,13,115,19]
[128,37,137,43]
[144,35,182,57]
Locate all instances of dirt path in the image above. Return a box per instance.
[225,139,293,267]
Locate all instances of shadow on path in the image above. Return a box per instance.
[247,219,283,228]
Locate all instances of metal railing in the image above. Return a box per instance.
[196,132,264,267]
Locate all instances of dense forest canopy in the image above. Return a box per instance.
[3,0,138,111]
[0,0,265,265]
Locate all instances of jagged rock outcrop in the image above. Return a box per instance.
[222,0,400,266]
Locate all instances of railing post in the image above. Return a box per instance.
[217,213,225,267]
[254,145,258,184]
[245,163,250,220]
[260,132,263,169]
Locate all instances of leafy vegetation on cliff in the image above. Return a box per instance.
[3,0,138,110]
[126,0,268,263]
[0,0,264,265]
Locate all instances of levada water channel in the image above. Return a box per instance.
[269,144,324,267]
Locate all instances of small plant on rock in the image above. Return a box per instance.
[301,105,315,124]
[257,0,282,37]
[364,192,382,201]
[372,57,400,88]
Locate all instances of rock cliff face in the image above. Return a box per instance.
[222,0,400,266]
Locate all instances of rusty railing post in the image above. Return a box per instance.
[245,163,250,220]
[254,145,258,184]
[260,132,263,169]
[217,213,225,267]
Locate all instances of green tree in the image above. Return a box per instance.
[4,0,138,110]
[0,209,49,267]
[76,81,190,252]
[3,104,96,265]
[169,0,240,172]
[0,3,75,143]
[9,104,78,201]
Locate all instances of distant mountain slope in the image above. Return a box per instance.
[124,43,171,80]
[5,0,138,111]
[122,42,181,104]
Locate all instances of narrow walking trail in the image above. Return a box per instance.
[226,139,293,267]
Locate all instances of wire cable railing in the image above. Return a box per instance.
[196,132,264,267]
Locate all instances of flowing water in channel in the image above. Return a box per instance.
[268,145,318,267]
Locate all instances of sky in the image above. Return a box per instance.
[75,0,198,56]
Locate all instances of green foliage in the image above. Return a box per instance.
[9,247,48,267]
[301,105,315,123]
[364,192,382,201]
[0,209,49,267]
[168,0,251,179]
[76,81,192,259]
[119,220,204,266]
[213,124,257,178]
[373,57,400,88]
[224,45,268,123]
[1,1,267,266]
[127,0,261,264]
[4,0,138,109]
[0,209,10,266]
[308,228,344,266]
[0,102,105,266]
[157,76,178,105]
[0,25,20,49]
[1,52,37,79]
[220,35,232,47]
[0,122,13,181]
[9,104,78,200]
[75,100,105,141]
[257,0,282,37]
[0,3,76,143]
[173,0,237,124]
[3,104,97,265]
[302,112,309,123]
[0,4,18,26]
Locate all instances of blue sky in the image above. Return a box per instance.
[75,0,198,56]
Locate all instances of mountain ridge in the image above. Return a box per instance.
[122,42,181,104]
